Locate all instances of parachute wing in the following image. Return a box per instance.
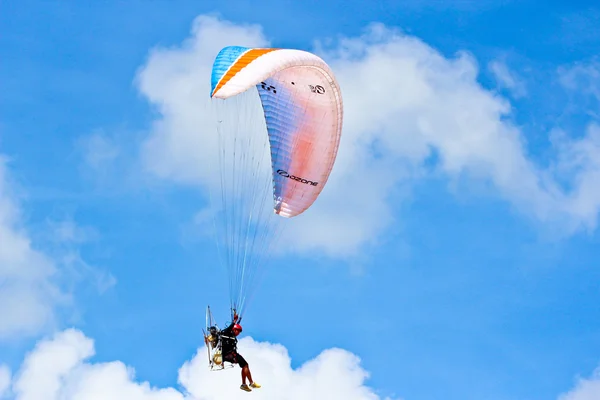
[210,46,343,217]
[208,46,343,316]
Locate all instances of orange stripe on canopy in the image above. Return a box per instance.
[212,48,277,96]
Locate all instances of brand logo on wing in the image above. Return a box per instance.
[309,84,325,94]
[277,169,319,186]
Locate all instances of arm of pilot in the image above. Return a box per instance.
[221,314,238,336]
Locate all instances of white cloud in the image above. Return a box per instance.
[5,328,390,400]
[60,250,117,296]
[78,131,120,172]
[137,15,268,186]
[76,130,135,192]
[557,367,600,400]
[179,337,387,400]
[46,218,99,245]
[488,59,527,97]
[136,16,600,258]
[7,327,600,400]
[558,60,600,121]
[12,329,95,400]
[548,124,600,230]
[0,156,114,340]
[43,217,116,295]
[559,60,600,102]
[0,365,11,398]
[0,156,66,339]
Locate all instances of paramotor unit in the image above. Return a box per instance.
[202,305,235,371]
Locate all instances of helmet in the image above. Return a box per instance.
[233,324,242,334]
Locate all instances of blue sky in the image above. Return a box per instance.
[2,1,600,399]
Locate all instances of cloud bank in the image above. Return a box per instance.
[3,328,389,400]
[2,327,599,400]
[136,16,600,258]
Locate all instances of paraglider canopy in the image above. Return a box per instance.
[208,45,343,316]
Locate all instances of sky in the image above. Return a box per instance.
[1,0,600,399]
